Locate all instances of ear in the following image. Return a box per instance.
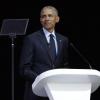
[56,16,60,23]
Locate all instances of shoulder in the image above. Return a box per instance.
[26,30,41,38]
[21,30,42,46]
[24,30,42,41]
[56,32,69,41]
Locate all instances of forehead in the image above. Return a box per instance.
[41,8,57,15]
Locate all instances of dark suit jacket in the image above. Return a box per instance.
[20,29,69,100]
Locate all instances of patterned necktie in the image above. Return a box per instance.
[49,34,56,62]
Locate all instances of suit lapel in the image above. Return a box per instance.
[55,33,63,63]
[56,34,62,55]
[38,30,52,62]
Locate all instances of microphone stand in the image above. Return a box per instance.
[70,42,93,69]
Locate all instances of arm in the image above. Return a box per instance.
[19,36,37,83]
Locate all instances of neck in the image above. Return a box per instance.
[44,28,54,33]
[48,29,54,33]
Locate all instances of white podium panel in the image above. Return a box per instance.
[45,83,91,100]
[32,69,100,100]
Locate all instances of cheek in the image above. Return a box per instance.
[40,18,44,23]
[40,20,44,25]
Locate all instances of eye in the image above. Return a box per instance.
[48,14,53,17]
[41,15,46,18]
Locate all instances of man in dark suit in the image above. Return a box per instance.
[20,5,69,100]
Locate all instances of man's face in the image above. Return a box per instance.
[40,8,59,32]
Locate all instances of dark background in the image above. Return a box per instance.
[0,0,100,100]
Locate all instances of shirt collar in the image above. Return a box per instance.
[43,27,56,38]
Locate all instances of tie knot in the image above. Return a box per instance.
[50,34,54,38]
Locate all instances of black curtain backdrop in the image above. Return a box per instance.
[0,0,100,100]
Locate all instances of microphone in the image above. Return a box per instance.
[70,42,93,69]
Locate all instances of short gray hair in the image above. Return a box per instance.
[40,6,58,16]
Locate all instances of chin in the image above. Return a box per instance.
[44,27,51,30]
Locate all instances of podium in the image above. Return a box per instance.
[32,69,100,100]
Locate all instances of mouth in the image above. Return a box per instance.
[44,21,51,24]
[44,22,51,26]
